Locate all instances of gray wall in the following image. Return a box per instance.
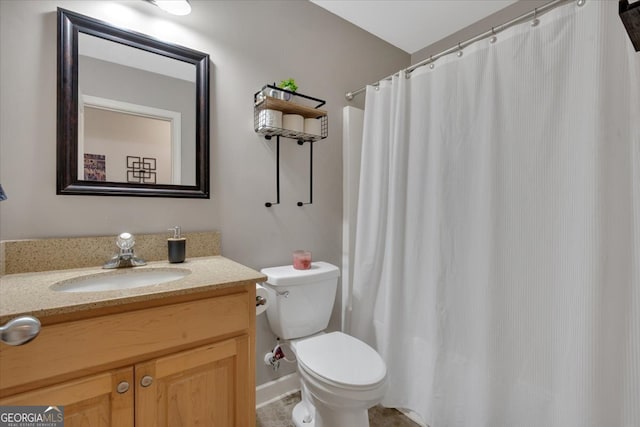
[0,0,408,386]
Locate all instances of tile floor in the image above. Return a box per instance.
[256,392,421,427]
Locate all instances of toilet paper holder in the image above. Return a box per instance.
[256,283,271,316]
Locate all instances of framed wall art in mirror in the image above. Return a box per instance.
[57,8,210,198]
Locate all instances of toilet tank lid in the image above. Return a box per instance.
[260,261,340,287]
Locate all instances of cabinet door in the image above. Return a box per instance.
[136,335,253,427]
[0,367,134,427]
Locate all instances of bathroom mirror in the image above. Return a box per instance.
[57,8,209,198]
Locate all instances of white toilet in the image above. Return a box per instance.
[260,261,387,427]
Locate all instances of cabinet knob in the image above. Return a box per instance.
[116,381,130,394]
[140,375,154,387]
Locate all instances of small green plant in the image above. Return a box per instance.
[278,78,298,93]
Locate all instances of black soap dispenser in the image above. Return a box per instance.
[168,226,186,263]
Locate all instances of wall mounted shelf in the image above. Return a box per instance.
[253,85,328,207]
[254,86,328,142]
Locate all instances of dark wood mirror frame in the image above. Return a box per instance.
[57,8,210,198]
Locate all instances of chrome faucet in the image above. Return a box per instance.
[103,232,147,269]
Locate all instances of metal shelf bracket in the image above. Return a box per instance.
[297,140,313,207]
[264,135,280,207]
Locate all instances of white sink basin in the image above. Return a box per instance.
[50,268,191,293]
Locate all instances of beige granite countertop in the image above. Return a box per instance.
[0,256,266,324]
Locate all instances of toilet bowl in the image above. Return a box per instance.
[292,331,387,427]
[260,262,387,427]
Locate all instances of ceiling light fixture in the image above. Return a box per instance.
[148,0,191,16]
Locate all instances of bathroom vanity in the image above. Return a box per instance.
[0,256,265,426]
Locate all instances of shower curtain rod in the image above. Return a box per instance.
[345,0,581,101]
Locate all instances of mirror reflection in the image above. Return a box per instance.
[78,33,196,186]
[57,8,209,198]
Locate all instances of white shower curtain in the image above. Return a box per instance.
[350,2,640,427]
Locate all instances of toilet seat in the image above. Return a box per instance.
[295,332,386,391]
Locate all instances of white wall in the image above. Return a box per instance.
[0,0,408,386]
[84,108,172,184]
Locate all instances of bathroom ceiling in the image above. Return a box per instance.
[310,0,519,54]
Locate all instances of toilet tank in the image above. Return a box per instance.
[261,261,340,340]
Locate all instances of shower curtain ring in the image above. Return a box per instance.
[429,55,435,69]
[576,0,586,6]
[456,43,463,57]
[490,27,497,44]
[531,8,540,26]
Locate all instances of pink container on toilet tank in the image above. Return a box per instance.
[292,250,312,270]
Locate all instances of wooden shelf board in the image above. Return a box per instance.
[256,96,327,119]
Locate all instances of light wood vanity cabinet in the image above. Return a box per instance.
[1,368,134,426]
[136,335,251,426]
[0,284,256,426]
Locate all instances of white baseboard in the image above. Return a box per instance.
[256,373,300,408]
